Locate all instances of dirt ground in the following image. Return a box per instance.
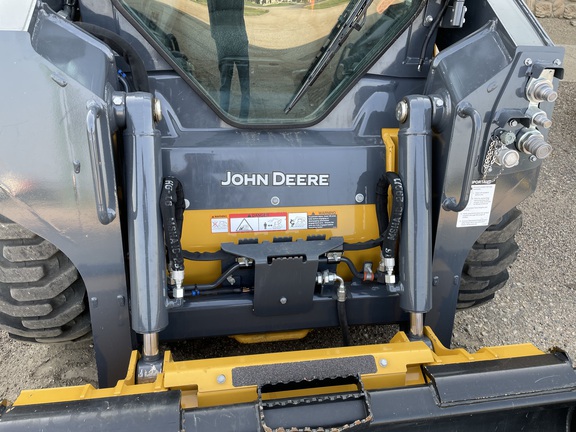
[2,17,576,405]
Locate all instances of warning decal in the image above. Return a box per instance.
[212,211,339,233]
[211,217,229,233]
[456,184,496,228]
[229,213,287,233]
[307,211,338,229]
[288,213,308,230]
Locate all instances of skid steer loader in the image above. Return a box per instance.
[1,0,576,430]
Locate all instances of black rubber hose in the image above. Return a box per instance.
[184,263,241,292]
[340,256,365,280]
[75,22,150,92]
[381,172,404,259]
[338,301,351,346]
[160,177,185,273]
[376,175,389,235]
[182,249,231,261]
[417,0,452,72]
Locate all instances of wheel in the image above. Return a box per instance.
[0,215,91,343]
[457,208,522,309]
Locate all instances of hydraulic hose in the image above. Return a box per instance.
[375,172,404,284]
[417,0,451,72]
[183,262,242,292]
[336,276,351,346]
[340,256,365,280]
[378,172,404,260]
[338,301,351,346]
[160,177,186,297]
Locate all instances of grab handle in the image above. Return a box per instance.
[86,101,116,225]
[442,103,483,212]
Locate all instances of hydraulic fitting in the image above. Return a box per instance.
[495,147,520,169]
[378,256,396,284]
[316,269,336,285]
[316,270,345,301]
[336,278,346,302]
[517,128,553,160]
[363,263,374,282]
[526,106,552,129]
[526,77,558,103]
[171,269,185,299]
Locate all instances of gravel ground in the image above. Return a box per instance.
[1,17,576,405]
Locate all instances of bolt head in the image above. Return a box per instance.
[508,119,518,128]
[553,59,562,66]
[379,359,388,367]
[524,58,533,66]
[153,98,163,123]
[355,193,364,203]
[280,297,287,305]
[396,100,409,123]
[217,374,226,384]
[425,15,434,24]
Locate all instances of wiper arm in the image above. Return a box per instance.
[284,0,374,114]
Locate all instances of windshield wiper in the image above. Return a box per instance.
[284,0,375,114]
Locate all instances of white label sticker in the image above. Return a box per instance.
[230,216,259,233]
[288,213,308,230]
[228,213,287,233]
[456,184,496,228]
[258,216,287,231]
[211,218,229,233]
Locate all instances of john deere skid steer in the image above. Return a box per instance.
[1,0,576,430]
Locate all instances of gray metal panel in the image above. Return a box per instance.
[163,132,385,210]
[0,29,132,386]
[422,10,564,344]
[487,0,547,47]
[31,6,117,99]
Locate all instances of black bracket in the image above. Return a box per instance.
[222,238,343,316]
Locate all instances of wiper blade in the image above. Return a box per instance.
[284,0,375,114]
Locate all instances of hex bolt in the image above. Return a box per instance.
[280,297,287,305]
[217,374,226,384]
[355,193,365,203]
[396,100,409,123]
[553,59,562,66]
[379,359,388,367]
[508,119,518,128]
[425,15,434,25]
[524,58,533,66]
[153,98,163,123]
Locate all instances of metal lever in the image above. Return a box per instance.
[442,103,482,212]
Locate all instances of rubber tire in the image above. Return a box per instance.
[457,208,522,309]
[0,216,91,343]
